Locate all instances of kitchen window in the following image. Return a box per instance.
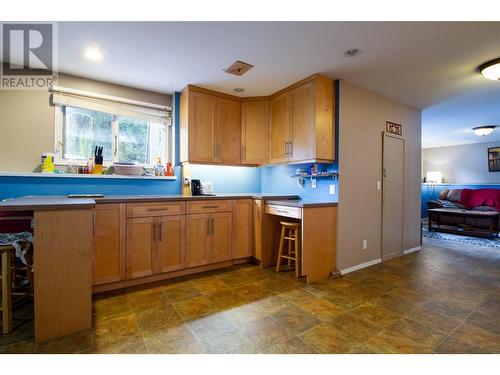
[52,86,172,167]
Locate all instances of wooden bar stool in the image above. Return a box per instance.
[275,221,301,277]
[0,245,13,334]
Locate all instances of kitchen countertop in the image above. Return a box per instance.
[0,194,300,211]
[0,196,96,211]
[266,199,338,208]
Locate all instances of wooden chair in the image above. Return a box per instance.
[275,221,301,277]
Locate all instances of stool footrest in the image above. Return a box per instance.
[280,255,296,260]
[283,236,296,240]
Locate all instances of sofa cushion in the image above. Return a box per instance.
[439,189,449,200]
[447,189,462,202]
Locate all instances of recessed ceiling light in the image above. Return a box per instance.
[479,58,500,80]
[84,46,102,62]
[344,48,362,57]
[234,88,244,93]
[472,125,496,136]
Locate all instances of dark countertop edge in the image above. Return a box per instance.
[266,199,338,208]
[0,194,301,210]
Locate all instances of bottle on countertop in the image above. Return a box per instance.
[166,162,173,176]
[154,157,166,176]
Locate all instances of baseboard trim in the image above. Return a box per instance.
[404,246,421,255]
[340,258,381,275]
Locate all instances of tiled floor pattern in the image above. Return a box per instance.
[1,236,499,354]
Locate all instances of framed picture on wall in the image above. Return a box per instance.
[488,147,500,172]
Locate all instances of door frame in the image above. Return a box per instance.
[381,131,405,261]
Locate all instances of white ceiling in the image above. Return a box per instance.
[7,22,500,147]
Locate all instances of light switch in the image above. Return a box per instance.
[311,178,317,188]
[329,184,336,195]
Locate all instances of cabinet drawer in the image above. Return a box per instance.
[187,200,232,214]
[266,204,302,219]
[127,202,185,217]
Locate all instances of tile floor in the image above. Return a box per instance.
[1,236,499,354]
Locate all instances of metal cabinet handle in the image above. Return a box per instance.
[147,208,169,212]
[202,205,219,209]
[159,222,162,241]
[210,217,214,235]
[289,142,293,157]
[152,222,156,242]
[207,217,210,236]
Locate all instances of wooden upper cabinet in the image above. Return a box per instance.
[269,93,291,163]
[232,199,253,259]
[290,81,315,161]
[215,98,241,164]
[92,204,126,286]
[126,217,156,279]
[156,215,186,273]
[269,75,335,164]
[181,90,216,163]
[241,101,269,165]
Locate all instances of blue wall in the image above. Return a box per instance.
[261,162,338,201]
[421,183,500,217]
[189,164,261,194]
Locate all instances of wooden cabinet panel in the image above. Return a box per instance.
[269,93,290,163]
[187,200,232,214]
[127,202,185,218]
[290,81,315,161]
[215,98,241,164]
[186,214,209,267]
[93,204,126,286]
[189,91,216,162]
[252,200,263,261]
[126,217,155,279]
[208,212,232,263]
[157,215,186,273]
[233,199,253,259]
[241,101,269,165]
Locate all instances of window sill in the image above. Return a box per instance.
[0,172,177,181]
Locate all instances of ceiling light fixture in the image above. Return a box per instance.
[84,46,103,62]
[344,48,362,57]
[472,125,496,136]
[479,58,500,80]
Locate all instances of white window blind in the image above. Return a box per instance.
[50,86,172,125]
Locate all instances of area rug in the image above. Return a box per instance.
[422,218,500,248]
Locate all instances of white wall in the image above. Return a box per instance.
[423,141,500,183]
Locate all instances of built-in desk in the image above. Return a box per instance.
[260,199,338,283]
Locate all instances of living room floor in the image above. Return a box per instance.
[1,237,499,354]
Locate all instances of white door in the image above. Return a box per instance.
[382,133,405,260]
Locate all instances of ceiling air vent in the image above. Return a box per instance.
[223,60,254,76]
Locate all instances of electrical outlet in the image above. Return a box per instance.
[377,181,382,191]
[329,184,336,195]
[311,178,317,188]
[362,240,368,250]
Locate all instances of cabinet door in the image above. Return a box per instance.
[215,97,241,164]
[156,215,186,273]
[269,93,290,163]
[241,101,269,165]
[186,214,210,267]
[208,212,232,263]
[233,199,253,259]
[92,204,126,286]
[126,217,156,279]
[290,81,315,161]
[189,91,216,162]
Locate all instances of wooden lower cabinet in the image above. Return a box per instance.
[92,204,126,286]
[185,213,209,267]
[126,217,156,279]
[157,215,186,273]
[208,212,232,263]
[186,211,233,267]
[233,199,253,259]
